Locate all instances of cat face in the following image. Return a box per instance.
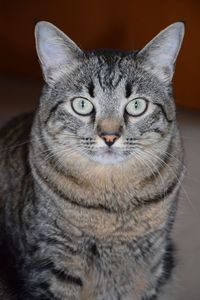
[35,22,184,167]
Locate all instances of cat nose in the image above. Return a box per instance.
[100,132,120,147]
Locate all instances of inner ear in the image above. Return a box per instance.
[35,21,84,85]
[136,22,185,82]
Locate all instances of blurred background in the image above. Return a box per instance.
[0,1,199,299]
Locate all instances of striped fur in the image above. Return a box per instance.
[0,22,185,299]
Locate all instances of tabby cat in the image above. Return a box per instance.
[0,21,185,300]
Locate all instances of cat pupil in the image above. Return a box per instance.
[81,100,85,108]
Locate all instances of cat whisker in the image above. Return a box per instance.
[142,148,200,218]
[136,150,167,211]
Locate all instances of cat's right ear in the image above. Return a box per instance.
[35,21,83,86]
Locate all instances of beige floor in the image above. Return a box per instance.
[0,76,200,300]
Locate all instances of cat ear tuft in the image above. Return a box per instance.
[35,21,83,85]
[137,22,185,82]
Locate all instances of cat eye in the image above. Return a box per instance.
[71,97,94,116]
[125,98,148,117]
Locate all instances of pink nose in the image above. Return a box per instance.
[101,134,119,147]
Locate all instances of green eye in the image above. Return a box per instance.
[125,98,148,116]
[71,98,94,116]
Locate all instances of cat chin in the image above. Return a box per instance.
[90,152,127,165]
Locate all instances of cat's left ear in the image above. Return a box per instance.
[35,21,83,86]
[137,22,185,82]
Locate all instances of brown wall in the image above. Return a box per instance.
[0,0,199,110]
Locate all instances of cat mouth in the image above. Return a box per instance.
[97,147,118,156]
[103,148,115,154]
[90,147,126,165]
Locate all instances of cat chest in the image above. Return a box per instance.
[80,239,152,300]
[36,217,163,299]
[47,203,166,299]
